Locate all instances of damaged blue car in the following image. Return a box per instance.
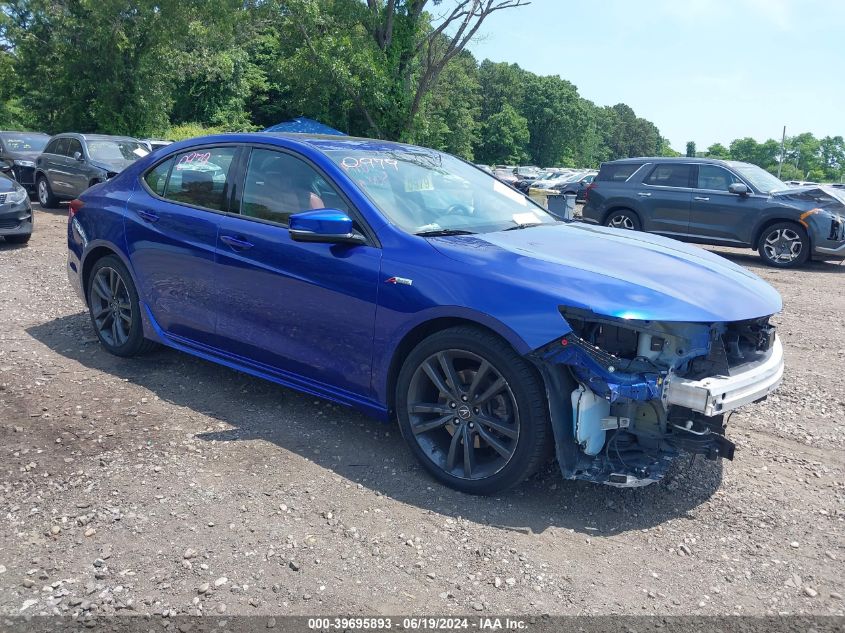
[67,133,784,494]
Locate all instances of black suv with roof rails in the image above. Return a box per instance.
[581,157,845,268]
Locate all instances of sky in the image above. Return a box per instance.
[465,0,845,152]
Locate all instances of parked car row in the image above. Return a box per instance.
[529,170,598,201]
[581,157,845,268]
[0,130,178,245]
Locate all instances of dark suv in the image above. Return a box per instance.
[0,131,50,192]
[35,134,149,208]
[582,157,845,268]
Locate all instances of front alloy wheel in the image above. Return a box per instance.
[759,222,809,268]
[407,349,520,481]
[396,326,551,494]
[37,176,58,208]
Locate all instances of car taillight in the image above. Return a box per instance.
[584,181,597,201]
[68,198,84,219]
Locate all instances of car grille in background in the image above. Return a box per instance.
[14,166,36,185]
[0,194,7,204]
[0,218,20,229]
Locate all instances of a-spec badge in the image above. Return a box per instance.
[385,276,413,286]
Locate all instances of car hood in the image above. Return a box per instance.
[770,185,845,209]
[429,223,782,323]
[90,158,137,173]
[0,175,19,192]
[4,150,42,161]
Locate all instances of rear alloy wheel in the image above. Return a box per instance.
[87,255,157,356]
[396,327,550,494]
[37,176,58,208]
[759,222,809,268]
[605,210,640,231]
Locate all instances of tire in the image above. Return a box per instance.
[36,175,59,208]
[87,255,157,357]
[4,233,31,244]
[395,326,551,495]
[758,222,810,268]
[604,209,641,231]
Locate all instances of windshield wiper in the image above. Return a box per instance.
[415,228,477,237]
[502,222,542,231]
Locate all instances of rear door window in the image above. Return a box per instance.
[163,147,238,212]
[644,164,693,188]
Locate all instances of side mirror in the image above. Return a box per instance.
[289,209,366,245]
[0,163,12,173]
[728,183,749,196]
[73,151,84,162]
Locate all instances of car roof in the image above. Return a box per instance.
[603,156,736,167]
[257,132,416,153]
[51,133,141,142]
[0,130,49,136]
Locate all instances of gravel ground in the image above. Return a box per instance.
[0,204,842,618]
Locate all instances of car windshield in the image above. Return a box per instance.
[325,148,557,235]
[1,133,48,152]
[726,161,788,193]
[87,139,149,161]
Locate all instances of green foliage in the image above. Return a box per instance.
[686,141,696,158]
[477,104,529,165]
[163,123,225,142]
[412,51,481,160]
[721,134,844,182]
[16,0,810,173]
[706,143,729,159]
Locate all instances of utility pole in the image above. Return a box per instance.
[777,125,786,178]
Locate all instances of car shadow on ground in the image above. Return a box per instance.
[705,246,844,274]
[27,312,723,537]
[32,200,68,217]
[0,239,29,249]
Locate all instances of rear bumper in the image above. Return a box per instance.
[664,336,784,417]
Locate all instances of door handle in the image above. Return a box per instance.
[220,235,254,251]
[136,209,159,223]
[694,196,710,201]
[637,192,652,197]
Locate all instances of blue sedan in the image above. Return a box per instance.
[67,133,784,493]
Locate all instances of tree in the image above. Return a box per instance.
[521,74,584,166]
[728,137,760,164]
[0,0,673,165]
[819,135,845,182]
[282,0,528,140]
[706,143,729,159]
[413,49,481,159]
[477,60,528,121]
[477,104,528,164]
[685,141,696,157]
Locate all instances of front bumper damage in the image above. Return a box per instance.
[663,338,783,416]
[531,312,784,487]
